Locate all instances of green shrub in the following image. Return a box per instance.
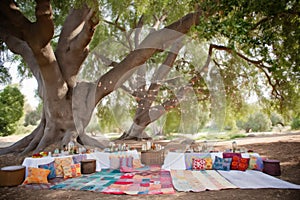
[0,85,24,136]
[291,117,300,130]
[243,112,272,132]
[270,112,284,126]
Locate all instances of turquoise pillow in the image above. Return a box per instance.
[38,161,56,179]
[213,156,232,171]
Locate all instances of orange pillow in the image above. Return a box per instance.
[23,167,50,184]
[54,157,73,177]
[63,163,81,179]
[231,156,250,171]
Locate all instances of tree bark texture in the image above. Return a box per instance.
[0,0,202,155]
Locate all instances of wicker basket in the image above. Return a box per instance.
[0,165,25,187]
[141,150,164,166]
[80,159,96,174]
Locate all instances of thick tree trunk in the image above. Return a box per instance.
[120,39,184,140]
[0,1,203,155]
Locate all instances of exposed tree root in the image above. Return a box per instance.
[79,133,109,149]
[0,121,45,155]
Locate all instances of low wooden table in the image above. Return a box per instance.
[141,150,164,166]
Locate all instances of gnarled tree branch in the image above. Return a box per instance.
[95,10,202,104]
[56,3,99,88]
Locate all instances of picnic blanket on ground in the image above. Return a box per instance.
[50,169,122,192]
[170,170,238,192]
[218,170,300,189]
[102,170,175,195]
[20,177,65,190]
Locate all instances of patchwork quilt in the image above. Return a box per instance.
[50,169,122,192]
[102,170,175,195]
[170,169,237,192]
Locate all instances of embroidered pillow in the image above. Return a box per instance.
[231,156,250,171]
[54,157,73,177]
[110,156,121,169]
[133,159,143,168]
[248,155,264,171]
[192,158,206,170]
[205,158,213,169]
[38,161,56,179]
[120,156,133,168]
[22,167,50,184]
[184,153,211,170]
[63,163,81,179]
[213,156,232,171]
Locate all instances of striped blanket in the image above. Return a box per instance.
[170,170,237,192]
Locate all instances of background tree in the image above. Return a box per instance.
[242,112,272,133]
[24,103,43,126]
[0,0,201,155]
[0,0,299,155]
[0,85,24,136]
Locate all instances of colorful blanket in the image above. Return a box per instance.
[170,170,237,192]
[20,177,65,190]
[218,170,300,189]
[50,169,122,192]
[102,170,175,195]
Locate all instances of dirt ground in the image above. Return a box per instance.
[0,132,300,200]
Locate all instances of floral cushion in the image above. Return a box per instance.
[192,158,213,170]
[63,163,81,179]
[133,159,143,168]
[110,156,121,169]
[248,155,264,171]
[54,157,73,177]
[213,156,232,171]
[231,156,250,171]
[192,158,206,170]
[120,156,133,168]
[38,161,56,179]
[184,153,211,170]
[23,167,50,184]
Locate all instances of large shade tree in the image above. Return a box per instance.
[0,0,299,155]
[89,0,300,139]
[0,0,202,155]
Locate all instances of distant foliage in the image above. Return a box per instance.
[242,112,272,132]
[24,103,42,126]
[291,116,300,130]
[0,85,24,136]
[270,112,284,126]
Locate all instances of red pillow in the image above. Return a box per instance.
[192,158,206,170]
[231,156,250,171]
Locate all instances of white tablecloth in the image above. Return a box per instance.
[162,152,260,170]
[22,150,140,177]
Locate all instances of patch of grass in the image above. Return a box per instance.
[194,131,247,141]
[228,133,247,140]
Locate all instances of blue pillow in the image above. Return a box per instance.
[213,156,232,171]
[72,154,87,164]
[38,161,56,179]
